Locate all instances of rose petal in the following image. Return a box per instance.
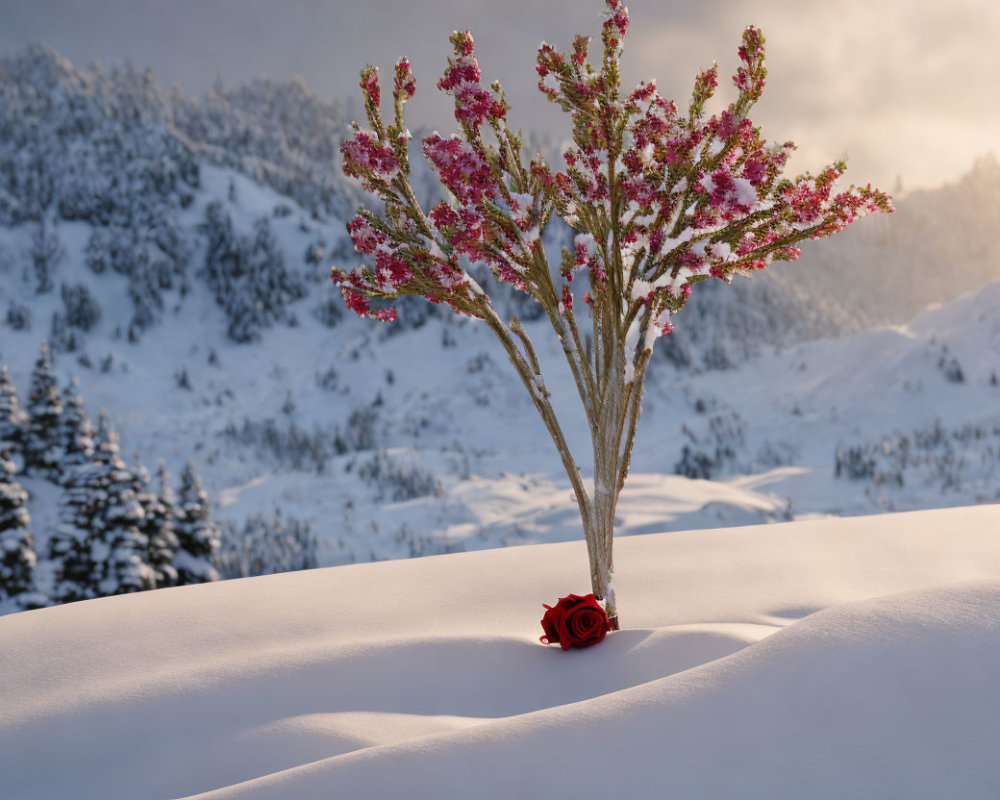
[569,608,601,640]
[541,609,561,643]
[554,611,574,650]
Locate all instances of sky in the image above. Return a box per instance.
[1,0,997,193]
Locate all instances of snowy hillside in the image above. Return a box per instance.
[2,505,1000,799]
[2,43,1000,605]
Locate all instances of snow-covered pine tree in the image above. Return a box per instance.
[200,201,257,342]
[58,375,95,481]
[0,447,46,612]
[50,422,156,603]
[131,458,178,587]
[0,365,28,463]
[213,510,318,579]
[173,460,220,584]
[248,215,305,317]
[24,341,64,478]
[94,407,112,447]
[60,282,102,332]
[200,203,305,342]
[126,255,165,341]
[30,215,63,294]
[50,457,99,603]
[93,430,156,596]
[48,309,78,354]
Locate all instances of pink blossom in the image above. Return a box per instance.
[602,0,630,49]
[374,249,413,288]
[562,284,574,311]
[700,169,758,220]
[394,57,416,102]
[341,129,399,183]
[360,66,380,107]
[782,177,833,226]
[742,158,767,185]
[678,250,705,274]
[438,30,504,127]
[733,27,766,94]
[693,65,719,97]
[332,279,397,322]
[536,42,566,101]
[332,10,891,351]
[422,133,496,206]
[346,215,386,254]
[716,109,742,140]
[430,203,459,230]
[341,286,371,315]
[628,81,657,105]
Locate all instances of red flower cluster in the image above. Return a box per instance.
[394,57,416,103]
[346,214,385,255]
[331,0,891,365]
[528,10,891,350]
[437,30,505,128]
[540,593,612,650]
[422,134,495,207]
[340,129,398,190]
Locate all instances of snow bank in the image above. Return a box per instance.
[3,505,1000,799]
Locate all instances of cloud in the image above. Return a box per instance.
[0,0,995,190]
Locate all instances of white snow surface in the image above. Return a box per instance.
[3,504,1000,799]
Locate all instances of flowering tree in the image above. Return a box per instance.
[332,2,892,628]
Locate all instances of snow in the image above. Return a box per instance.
[2,505,1000,798]
[573,232,597,256]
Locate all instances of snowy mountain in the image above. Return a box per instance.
[3,505,1000,798]
[1,43,1000,609]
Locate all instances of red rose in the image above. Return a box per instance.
[539,593,611,650]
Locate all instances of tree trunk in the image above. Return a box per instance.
[587,357,624,630]
[590,530,619,630]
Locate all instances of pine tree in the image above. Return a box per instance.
[214,509,318,579]
[0,448,46,611]
[248,216,304,312]
[200,204,304,342]
[94,407,112,447]
[50,451,102,603]
[31,216,63,294]
[173,460,220,584]
[24,341,64,478]
[0,365,28,462]
[58,375,95,480]
[132,457,178,587]
[96,430,154,596]
[50,422,156,603]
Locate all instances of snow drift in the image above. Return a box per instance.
[3,504,1000,799]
